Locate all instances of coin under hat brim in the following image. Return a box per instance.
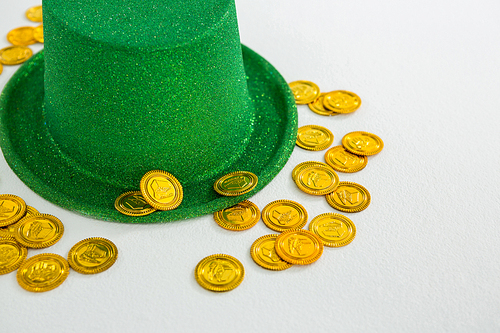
[0,45,297,223]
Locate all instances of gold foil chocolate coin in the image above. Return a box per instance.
[323,90,361,113]
[14,214,64,248]
[296,125,334,151]
[294,163,339,195]
[213,200,260,231]
[308,93,339,116]
[0,194,27,227]
[325,146,368,173]
[0,239,27,275]
[26,5,43,22]
[33,25,44,43]
[342,131,384,156]
[214,171,258,196]
[7,27,37,46]
[250,234,292,271]
[67,237,118,274]
[326,181,371,213]
[292,161,330,181]
[274,229,324,265]
[309,213,356,247]
[0,46,33,65]
[140,170,183,211]
[195,254,244,292]
[17,253,70,292]
[115,191,156,216]
[289,80,321,104]
[261,199,308,232]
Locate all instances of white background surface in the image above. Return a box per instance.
[1,0,500,332]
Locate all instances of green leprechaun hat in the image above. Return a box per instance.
[0,0,297,223]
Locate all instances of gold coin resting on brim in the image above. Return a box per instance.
[115,191,156,216]
[17,253,70,292]
[33,25,44,43]
[292,161,330,181]
[261,199,308,232]
[0,239,28,275]
[14,214,64,248]
[0,46,33,65]
[26,5,43,22]
[274,229,324,265]
[323,90,361,113]
[289,80,321,104]
[7,27,37,46]
[325,145,368,173]
[140,170,183,211]
[195,254,244,292]
[0,194,27,227]
[296,125,334,151]
[214,171,258,196]
[67,237,118,274]
[213,200,260,231]
[250,234,292,271]
[294,163,339,196]
[342,131,384,156]
[308,93,339,116]
[309,213,356,247]
[326,181,371,213]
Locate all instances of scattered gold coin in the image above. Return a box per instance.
[250,234,292,271]
[26,5,43,22]
[67,237,118,274]
[296,125,334,151]
[0,46,33,65]
[115,191,156,216]
[324,145,368,173]
[195,254,244,292]
[325,181,371,213]
[0,239,28,275]
[308,213,356,247]
[308,93,339,116]
[0,194,27,227]
[294,163,339,195]
[7,27,37,46]
[0,205,40,239]
[289,80,321,104]
[274,229,324,265]
[261,199,308,232]
[0,63,3,75]
[214,171,258,196]
[213,200,260,231]
[342,131,384,156]
[33,25,44,43]
[17,253,70,292]
[14,214,64,248]
[140,170,183,211]
[292,161,330,181]
[323,90,361,113]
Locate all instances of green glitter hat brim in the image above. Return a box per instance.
[0,45,298,223]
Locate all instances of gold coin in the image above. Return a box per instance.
[289,80,321,104]
[250,234,292,271]
[323,90,361,113]
[194,254,244,292]
[325,181,371,213]
[17,253,70,292]
[296,125,334,151]
[0,239,28,275]
[342,131,384,156]
[261,199,308,232]
[213,200,260,231]
[67,237,118,274]
[0,63,3,75]
[294,163,339,195]
[324,145,368,173]
[26,5,43,22]
[33,25,44,43]
[14,214,64,248]
[140,170,183,211]
[308,213,356,247]
[115,191,156,216]
[292,161,330,181]
[308,93,339,116]
[0,205,40,239]
[0,194,27,227]
[214,171,258,196]
[7,27,37,46]
[0,46,33,65]
[274,229,323,265]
